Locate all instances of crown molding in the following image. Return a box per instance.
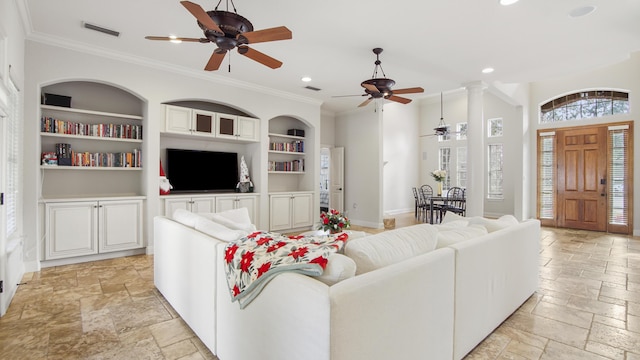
[25,32,322,107]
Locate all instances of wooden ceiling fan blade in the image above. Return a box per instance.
[237,26,292,44]
[144,36,207,43]
[387,95,412,104]
[358,98,373,107]
[205,50,226,71]
[362,83,379,93]
[237,46,283,69]
[393,87,425,95]
[180,1,224,34]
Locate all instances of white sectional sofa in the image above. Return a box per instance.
[154,210,540,360]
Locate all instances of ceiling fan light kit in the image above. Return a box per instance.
[145,0,292,71]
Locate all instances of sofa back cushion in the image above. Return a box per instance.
[467,214,519,233]
[344,224,438,275]
[200,207,257,233]
[435,224,488,248]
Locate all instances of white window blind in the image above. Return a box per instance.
[438,147,451,190]
[538,134,555,219]
[6,80,20,237]
[487,144,503,199]
[608,127,628,226]
[456,147,467,188]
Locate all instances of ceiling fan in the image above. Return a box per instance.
[334,48,424,108]
[145,0,292,71]
[421,93,461,138]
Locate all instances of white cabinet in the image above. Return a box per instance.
[164,105,258,142]
[216,114,259,142]
[164,195,216,217]
[45,199,143,260]
[164,105,216,137]
[269,192,314,231]
[215,194,258,224]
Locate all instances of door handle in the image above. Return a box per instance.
[601,193,606,197]
[338,188,343,191]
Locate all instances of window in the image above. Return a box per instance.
[456,123,467,140]
[4,80,20,238]
[488,118,503,137]
[538,132,555,220]
[608,125,629,227]
[438,147,451,190]
[487,144,503,199]
[456,147,467,188]
[438,131,450,142]
[540,90,629,123]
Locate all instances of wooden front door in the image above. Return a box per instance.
[557,126,607,231]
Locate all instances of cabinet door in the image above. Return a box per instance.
[291,193,314,228]
[191,197,216,213]
[215,196,237,213]
[269,195,293,231]
[237,196,257,224]
[165,198,191,218]
[165,105,192,134]
[45,202,98,260]
[215,114,239,140]
[236,116,258,141]
[99,200,143,253]
[193,110,216,137]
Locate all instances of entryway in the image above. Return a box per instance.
[319,147,345,213]
[537,122,633,234]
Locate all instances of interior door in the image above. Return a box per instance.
[0,110,6,315]
[557,126,607,231]
[330,147,345,213]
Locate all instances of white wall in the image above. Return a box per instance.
[23,40,322,271]
[335,107,383,228]
[382,101,419,215]
[528,51,640,235]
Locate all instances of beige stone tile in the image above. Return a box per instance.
[150,318,195,348]
[600,285,640,303]
[593,314,627,330]
[532,301,593,328]
[541,340,609,360]
[79,290,132,313]
[589,322,640,354]
[502,340,544,360]
[161,338,199,359]
[109,296,172,332]
[585,341,626,359]
[538,277,600,300]
[629,301,640,316]
[628,314,640,334]
[505,313,589,349]
[87,337,164,360]
[494,325,548,350]
[581,269,627,285]
[177,352,206,360]
[566,295,626,321]
[627,352,640,360]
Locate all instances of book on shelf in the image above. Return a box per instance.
[41,116,142,140]
[41,152,58,166]
[268,159,304,172]
[269,140,304,153]
[47,149,143,168]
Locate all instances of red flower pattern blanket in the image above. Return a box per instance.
[223,231,349,308]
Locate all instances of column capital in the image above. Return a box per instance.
[463,81,488,91]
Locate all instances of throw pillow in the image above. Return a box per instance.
[172,208,204,228]
[467,214,519,233]
[314,253,357,286]
[201,207,257,233]
[194,217,248,242]
[441,211,467,224]
[435,224,488,248]
[344,224,438,275]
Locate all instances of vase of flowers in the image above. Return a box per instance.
[318,209,351,234]
[431,169,446,196]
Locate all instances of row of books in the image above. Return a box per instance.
[269,141,304,153]
[41,149,142,168]
[41,116,143,140]
[268,159,304,172]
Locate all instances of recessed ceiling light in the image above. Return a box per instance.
[568,5,596,18]
[500,0,519,6]
[301,76,312,82]
[169,35,182,44]
[482,67,494,74]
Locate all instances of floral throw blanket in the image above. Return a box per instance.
[223,231,349,309]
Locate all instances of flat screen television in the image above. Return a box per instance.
[166,148,238,193]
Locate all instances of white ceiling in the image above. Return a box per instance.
[19,0,640,113]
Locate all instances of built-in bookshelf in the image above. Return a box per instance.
[267,132,306,174]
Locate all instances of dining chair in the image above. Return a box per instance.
[441,186,466,218]
[412,187,426,220]
[420,185,441,223]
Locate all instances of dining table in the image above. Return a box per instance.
[428,196,466,224]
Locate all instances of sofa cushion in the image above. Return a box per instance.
[194,217,248,242]
[441,211,468,225]
[172,208,203,228]
[315,253,357,286]
[344,224,438,275]
[201,207,257,233]
[468,215,519,233]
[435,224,488,248]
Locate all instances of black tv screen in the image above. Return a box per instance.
[166,149,238,193]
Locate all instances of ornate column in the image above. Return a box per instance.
[465,82,486,217]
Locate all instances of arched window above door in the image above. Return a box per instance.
[540,90,629,123]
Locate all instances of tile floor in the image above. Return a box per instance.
[1,213,639,359]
